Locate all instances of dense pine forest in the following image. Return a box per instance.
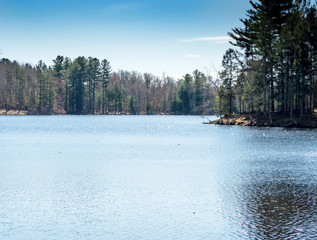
[1,0,317,120]
[0,57,215,115]
[217,0,317,121]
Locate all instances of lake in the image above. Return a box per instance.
[0,115,316,239]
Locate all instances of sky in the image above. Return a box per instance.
[0,0,253,79]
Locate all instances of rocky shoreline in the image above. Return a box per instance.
[0,109,28,115]
[207,113,317,128]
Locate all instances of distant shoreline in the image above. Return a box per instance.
[0,109,205,116]
[206,112,317,128]
[0,110,145,116]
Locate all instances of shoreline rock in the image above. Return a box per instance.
[207,113,317,128]
[0,109,28,115]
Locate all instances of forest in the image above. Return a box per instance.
[1,0,317,119]
[217,0,317,121]
[0,56,215,115]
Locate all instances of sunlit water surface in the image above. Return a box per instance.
[0,115,316,240]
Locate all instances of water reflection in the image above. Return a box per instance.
[241,181,317,239]
[220,126,317,239]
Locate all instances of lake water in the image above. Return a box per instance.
[0,115,316,239]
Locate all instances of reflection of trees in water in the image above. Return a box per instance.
[241,181,317,239]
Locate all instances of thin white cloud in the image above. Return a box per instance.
[181,36,231,43]
[185,54,200,58]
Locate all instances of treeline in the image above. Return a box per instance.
[0,56,215,115]
[216,0,317,120]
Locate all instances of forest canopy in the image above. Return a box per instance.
[0,57,215,115]
[217,0,317,121]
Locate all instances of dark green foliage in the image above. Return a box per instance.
[35,61,56,114]
[101,59,111,114]
[219,49,241,115]
[130,96,137,115]
[171,94,180,114]
[226,0,317,119]
[52,55,66,113]
[193,69,207,114]
[178,74,193,114]
[68,57,87,114]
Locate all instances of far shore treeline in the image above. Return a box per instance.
[1,0,317,119]
[0,57,215,115]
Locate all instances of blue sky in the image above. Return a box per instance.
[0,0,252,78]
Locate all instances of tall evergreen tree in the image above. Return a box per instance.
[52,55,65,113]
[68,57,87,114]
[219,49,241,115]
[228,0,317,119]
[101,59,111,114]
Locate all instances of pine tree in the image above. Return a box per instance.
[101,59,111,114]
[68,57,87,114]
[220,49,241,115]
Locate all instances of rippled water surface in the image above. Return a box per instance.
[0,115,316,239]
